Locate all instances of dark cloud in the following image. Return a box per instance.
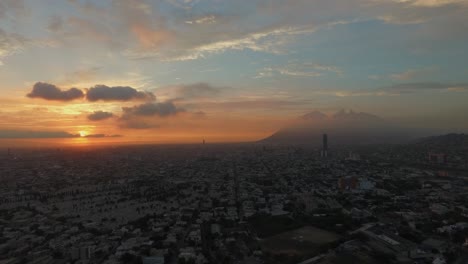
[87,111,114,121]
[0,130,75,139]
[27,82,84,101]
[0,129,122,139]
[86,85,155,102]
[122,102,184,117]
[119,101,184,129]
[26,82,155,102]
[84,134,122,138]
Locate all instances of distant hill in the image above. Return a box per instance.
[261,110,419,146]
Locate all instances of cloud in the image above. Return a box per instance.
[185,15,217,25]
[119,101,184,129]
[173,25,318,60]
[122,102,184,117]
[328,82,468,97]
[131,23,175,50]
[166,0,198,10]
[200,99,314,111]
[389,67,436,81]
[27,82,84,101]
[126,25,319,61]
[113,0,175,50]
[256,62,342,78]
[41,0,466,63]
[26,82,156,102]
[380,82,468,94]
[0,29,28,65]
[386,0,468,7]
[83,134,122,138]
[87,111,114,121]
[15,0,468,64]
[86,85,155,102]
[0,130,75,139]
[0,0,26,20]
[0,130,121,139]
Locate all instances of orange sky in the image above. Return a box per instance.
[1,0,468,146]
[0,93,295,146]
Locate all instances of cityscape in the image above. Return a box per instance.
[1,133,468,264]
[1,0,468,263]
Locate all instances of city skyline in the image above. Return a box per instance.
[1,0,468,146]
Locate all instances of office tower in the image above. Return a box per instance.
[321,133,328,158]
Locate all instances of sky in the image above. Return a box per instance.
[0,0,467,146]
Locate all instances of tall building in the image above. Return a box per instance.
[321,133,328,157]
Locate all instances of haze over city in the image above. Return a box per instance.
[1,0,467,147]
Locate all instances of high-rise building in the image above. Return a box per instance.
[321,133,328,157]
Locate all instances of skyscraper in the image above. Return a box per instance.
[321,133,328,158]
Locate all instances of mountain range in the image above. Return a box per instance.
[261,109,420,146]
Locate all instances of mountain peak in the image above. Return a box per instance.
[261,109,404,145]
[301,110,327,121]
[332,109,382,122]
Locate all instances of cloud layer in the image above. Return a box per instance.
[0,129,120,139]
[122,102,184,117]
[86,85,155,102]
[26,82,155,102]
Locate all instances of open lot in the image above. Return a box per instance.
[261,226,340,257]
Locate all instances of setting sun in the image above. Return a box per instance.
[79,131,87,137]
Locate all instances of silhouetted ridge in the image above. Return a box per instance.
[262,110,411,145]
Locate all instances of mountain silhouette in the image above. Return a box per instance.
[262,110,414,145]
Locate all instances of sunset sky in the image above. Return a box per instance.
[1,0,467,146]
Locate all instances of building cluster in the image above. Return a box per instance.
[0,139,468,264]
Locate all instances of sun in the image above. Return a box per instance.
[79,131,87,137]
